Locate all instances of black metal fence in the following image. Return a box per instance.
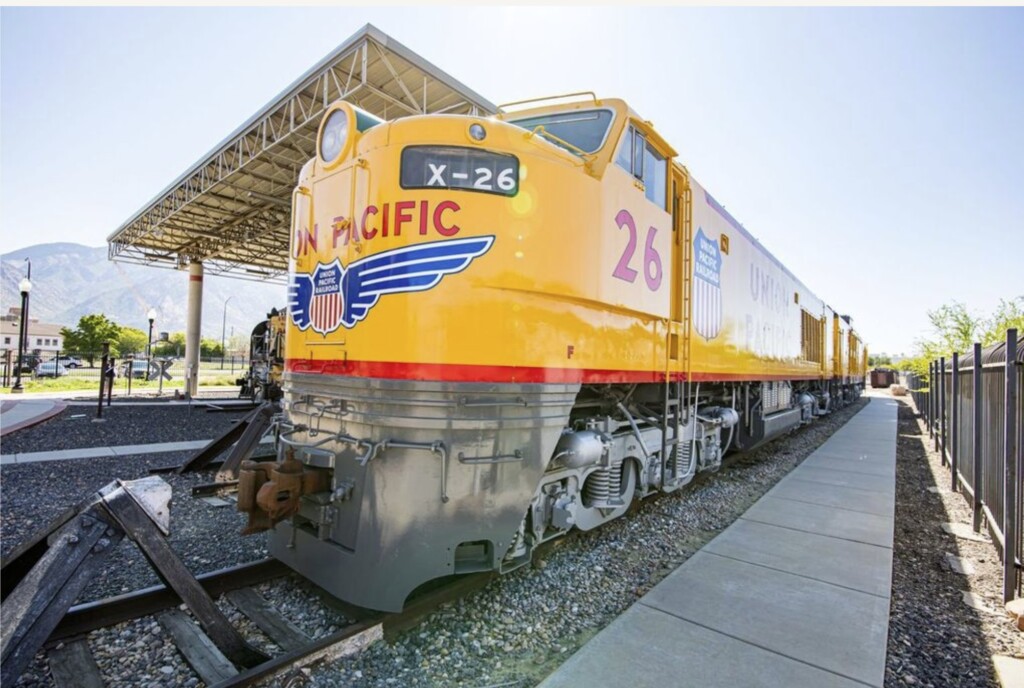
[0,349,249,387]
[905,328,1022,602]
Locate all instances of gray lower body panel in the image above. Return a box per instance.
[269,372,579,612]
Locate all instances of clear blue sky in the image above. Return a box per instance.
[2,7,1021,356]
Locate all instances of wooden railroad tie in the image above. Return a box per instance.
[0,476,267,686]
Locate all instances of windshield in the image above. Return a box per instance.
[508,109,614,155]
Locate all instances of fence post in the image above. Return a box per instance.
[973,342,984,532]
[96,343,109,420]
[940,356,947,465]
[951,352,959,491]
[932,360,938,439]
[929,362,937,438]
[106,357,115,407]
[1003,329,1018,604]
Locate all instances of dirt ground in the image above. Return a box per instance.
[885,396,1023,687]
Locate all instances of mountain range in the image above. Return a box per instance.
[1,243,285,342]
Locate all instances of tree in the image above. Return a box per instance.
[151,332,225,358]
[113,327,148,357]
[907,297,1022,386]
[227,332,249,358]
[919,301,983,358]
[981,296,1024,346]
[60,314,122,366]
[868,354,893,367]
[200,338,224,358]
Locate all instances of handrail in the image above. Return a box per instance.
[525,126,594,164]
[498,91,600,112]
[457,450,523,465]
[291,186,314,258]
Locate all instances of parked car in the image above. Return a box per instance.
[35,361,68,378]
[124,359,153,379]
[57,355,83,368]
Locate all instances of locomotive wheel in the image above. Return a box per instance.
[574,461,637,531]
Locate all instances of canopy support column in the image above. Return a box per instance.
[185,262,203,397]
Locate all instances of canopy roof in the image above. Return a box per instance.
[107,24,497,280]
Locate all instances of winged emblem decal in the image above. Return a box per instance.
[288,235,495,335]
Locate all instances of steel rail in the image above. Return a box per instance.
[214,573,495,687]
[46,558,289,643]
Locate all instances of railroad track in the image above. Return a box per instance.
[37,556,495,688]
[36,459,741,688]
[35,461,743,688]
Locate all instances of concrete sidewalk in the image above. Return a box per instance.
[0,439,210,465]
[540,398,898,688]
[0,391,251,438]
[1,435,275,465]
[0,386,241,401]
[63,399,254,408]
[0,399,68,437]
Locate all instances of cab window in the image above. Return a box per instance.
[509,109,614,155]
[615,124,667,209]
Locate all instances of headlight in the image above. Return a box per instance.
[316,102,382,169]
[319,109,348,163]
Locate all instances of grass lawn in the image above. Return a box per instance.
[20,374,239,393]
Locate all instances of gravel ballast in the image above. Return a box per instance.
[1,450,268,595]
[1,402,263,599]
[8,397,877,688]
[885,399,1024,687]
[1,404,250,454]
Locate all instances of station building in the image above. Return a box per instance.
[0,308,64,356]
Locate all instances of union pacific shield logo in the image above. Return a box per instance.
[693,228,723,340]
[309,261,344,335]
[289,236,495,335]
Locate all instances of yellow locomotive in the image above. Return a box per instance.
[237,307,286,402]
[237,94,866,611]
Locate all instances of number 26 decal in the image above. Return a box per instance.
[612,209,662,291]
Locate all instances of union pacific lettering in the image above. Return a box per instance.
[294,199,461,257]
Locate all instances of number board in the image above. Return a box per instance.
[401,146,519,197]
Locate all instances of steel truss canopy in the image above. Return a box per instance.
[107,24,497,280]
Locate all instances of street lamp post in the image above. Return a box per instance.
[147,308,157,360]
[221,296,233,367]
[11,274,33,393]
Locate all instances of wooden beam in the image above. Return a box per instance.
[48,640,103,688]
[158,609,238,685]
[98,485,266,669]
[225,588,309,652]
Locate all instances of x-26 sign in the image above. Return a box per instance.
[401,146,519,197]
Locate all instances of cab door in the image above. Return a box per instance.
[668,165,691,371]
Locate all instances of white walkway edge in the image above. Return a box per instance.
[1,435,275,465]
[0,440,211,465]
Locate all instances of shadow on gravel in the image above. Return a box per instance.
[886,399,998,688]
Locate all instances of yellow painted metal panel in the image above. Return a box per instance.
[284,99,861,385]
